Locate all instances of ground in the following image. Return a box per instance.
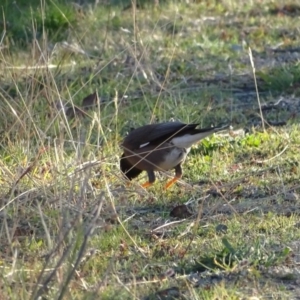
[1,0,300,299]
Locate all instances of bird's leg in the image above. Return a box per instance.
[141,170,156,188]
[164,164,182,189]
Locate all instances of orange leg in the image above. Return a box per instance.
[141,170,155,188]
[165,164,182,190]
[164,164,182,189]
[141,181,153,188]
[164,176,181,189]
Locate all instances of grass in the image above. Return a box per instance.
[1,0,300,299]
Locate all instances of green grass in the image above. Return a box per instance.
[1,0,300,299]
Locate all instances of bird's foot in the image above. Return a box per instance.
[164,176,180,189]
[141,181,153,188]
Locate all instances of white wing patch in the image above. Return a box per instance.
[139,142,150,148]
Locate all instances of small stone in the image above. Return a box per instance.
[170,205,192,218]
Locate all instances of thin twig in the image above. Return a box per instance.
[254,145,289,164]
[249,47,265,131]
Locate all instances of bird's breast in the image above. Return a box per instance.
[158,146,190,170]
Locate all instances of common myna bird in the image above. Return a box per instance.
[120,122,228,189]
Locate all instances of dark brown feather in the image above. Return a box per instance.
[120,122,229,184]
[122,122,199,150]
[120,154,143,180]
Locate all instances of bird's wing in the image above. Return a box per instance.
[194,124,229,133]
[122,122,198,149]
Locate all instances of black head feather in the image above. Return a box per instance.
[120,153,143,180]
